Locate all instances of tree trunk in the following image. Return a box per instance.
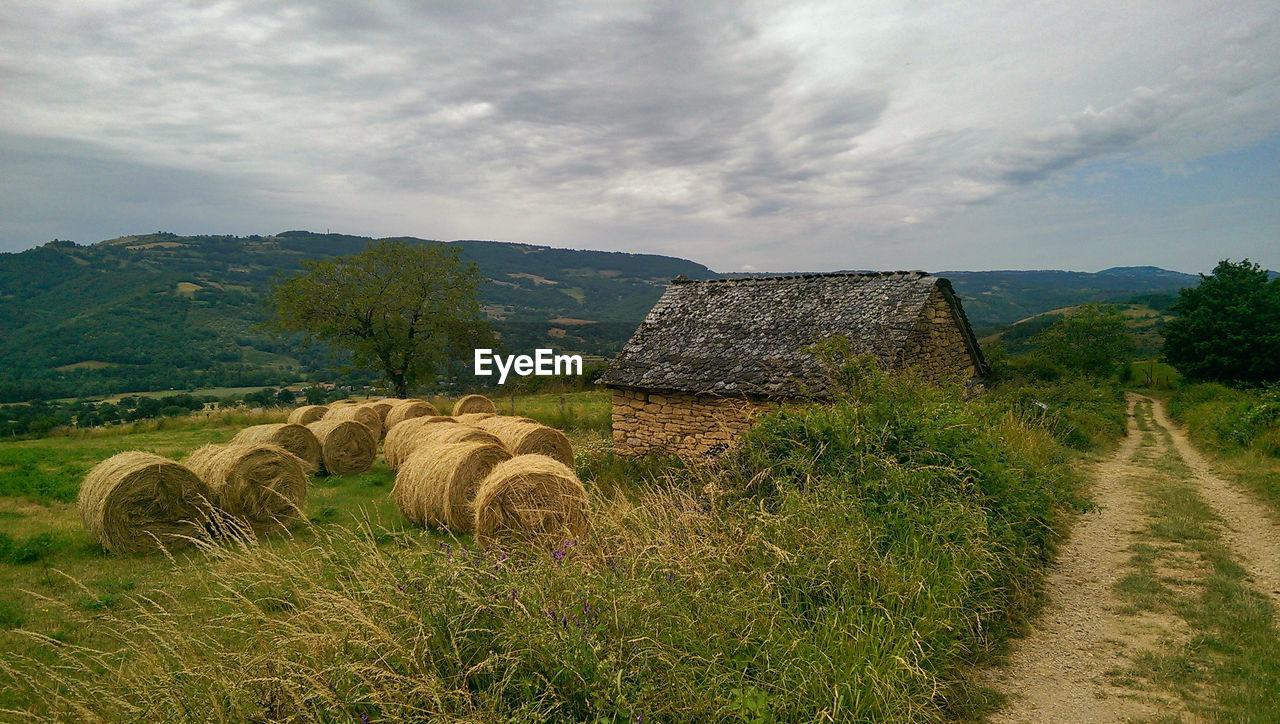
[390,370,408,398]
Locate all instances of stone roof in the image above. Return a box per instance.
[599,271,984,398]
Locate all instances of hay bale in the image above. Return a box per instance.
[361,400,395,425]
[232,423,322,472]
[383,415,457,469]
[185,443,308,534]
[452,394,497,416]
[473,455,589,543]
[384,399,441,431]
[394,441,511,530]
[385,419,502,470]
[322,404,383,440]
[78,452,212,554]
[473,417,573,466]
[454,412,497,424]
[287,405,329,425]
[306,420,378,475]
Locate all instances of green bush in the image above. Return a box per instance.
[1169,383,1280,456]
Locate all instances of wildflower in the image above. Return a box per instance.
[552,547,567,563]
[361,714,371,724]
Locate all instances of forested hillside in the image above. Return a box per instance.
[0,230,1204,402]
[0,232,712,401]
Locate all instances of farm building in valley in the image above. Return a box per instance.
[599,271,988,456]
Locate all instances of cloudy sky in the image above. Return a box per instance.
[1,1,1277,273]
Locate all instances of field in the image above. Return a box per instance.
[0,381,1118,720]
[0,392,611,706]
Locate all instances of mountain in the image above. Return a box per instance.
[0,231,1204,401]
[937,267,1200,335]
[0,232,712,401]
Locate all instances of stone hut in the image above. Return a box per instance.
[599,271,987,457]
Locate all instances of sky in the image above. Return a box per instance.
[1,1,1277,274]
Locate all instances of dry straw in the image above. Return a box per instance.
[185,443,309,534]
[385,419,502,470]
[323,404,383,440]
[473,416,574,466]
[78,452,212,554]
[454,412,497,424]
[393,441,511,530]
[473,454,589,543]
[306,420,378,475]
[384,399,441,431]
[287,405,329,425]
[451,394,497,416]
[361,400,395,425]
[232,423,322,472]
[382,415,456,469]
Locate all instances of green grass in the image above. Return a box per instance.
[1113,406,1280,720]
[1166,383,1280,513]
[0,382,1119,720]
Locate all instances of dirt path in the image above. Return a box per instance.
[986,392,1280,721]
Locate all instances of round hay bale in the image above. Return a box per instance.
[185,443,308,534]
[383,415,458,469]
[454,412,497,424]
[322,404,383,440]
[361,400,394,425]
[394,441,511,530]
[386,419,502,470]
[287,405,329,425]
[78,452,212,554]
[306,420,378,476]
[232,423,322,472]
[384,399,441,431]
[473,455,589,543]
[452,394,497,416]
[473,417,573,466]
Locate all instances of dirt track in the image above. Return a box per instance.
[985,393,1280,722]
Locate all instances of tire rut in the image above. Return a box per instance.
[1145,395,1280,606]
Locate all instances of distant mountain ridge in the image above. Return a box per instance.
[0,230,1203,400]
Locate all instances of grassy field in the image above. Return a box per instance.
[0,392,612,709]
[0,382,1118,720]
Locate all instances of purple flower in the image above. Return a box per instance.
[361,714,371,724]
[552,547,566,563]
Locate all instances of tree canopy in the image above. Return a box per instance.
[1163,259,1280,384]
[270,240,489,397]
[1030,303,1134,377]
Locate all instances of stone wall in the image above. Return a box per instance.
[610,387,779,457]
[900,286,979,380]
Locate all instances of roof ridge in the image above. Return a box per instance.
[672,270,930,284]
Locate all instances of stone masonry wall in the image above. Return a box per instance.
[610,387,779,457]
[900,286,979,380]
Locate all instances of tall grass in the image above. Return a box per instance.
[0,372,1111,721]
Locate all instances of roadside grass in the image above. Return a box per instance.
[1113,402,1280,721]
[1165,383,1280,514]
[0,373,1117,721]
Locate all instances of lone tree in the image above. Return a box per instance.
[1031,303,1134,378]
[1163,259,1280,383]
[270,240,489,397]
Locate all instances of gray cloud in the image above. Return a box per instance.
[0,0,1278,273]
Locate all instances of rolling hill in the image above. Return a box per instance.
[0,231,1204,401]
